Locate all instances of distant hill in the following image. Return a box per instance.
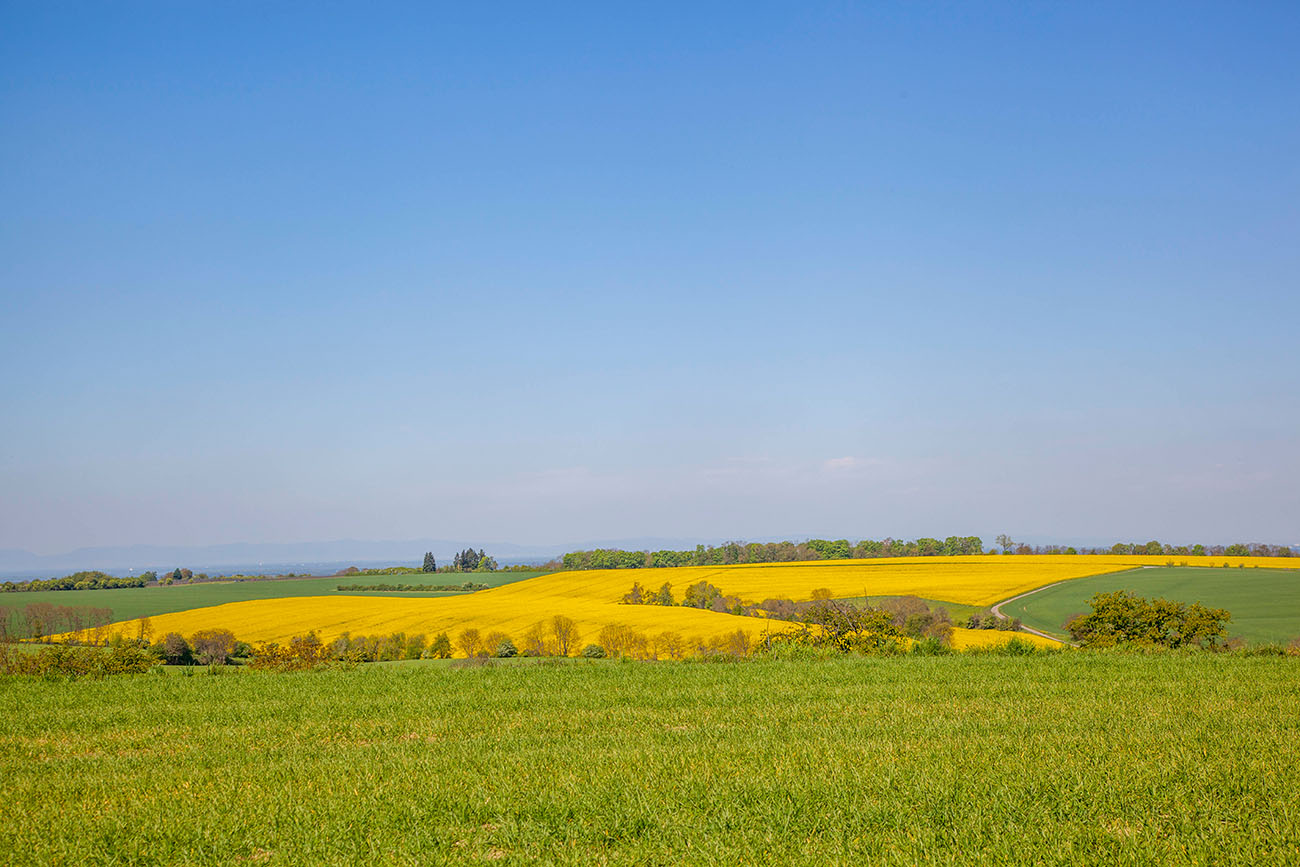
[0,536,723,578]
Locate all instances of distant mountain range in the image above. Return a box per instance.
[0,536,722,579]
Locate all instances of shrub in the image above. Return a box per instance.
[426,632,452,659]
[1002,637,1040,656]
[494,638,518,658]
[0,644,154,678]
[1066,590,1230,649]
[158,632,193,665]
[191,628,237,665]
[910,637,954,656]
[581,644,606,659]
[249,632,331,671]
[483,632,509,658]
[794,599,904,653]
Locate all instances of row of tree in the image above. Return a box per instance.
[1,571,149,593]
[620,579,976,644]
[1,603,115,641]
[563,536,1296,569]
[994,536,1294,557]
[334,581,489,592]
[0,567,231,594]
[450,549,499,572]
[565,537,988,570]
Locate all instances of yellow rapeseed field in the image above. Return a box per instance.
[949,628,1058,650]
[83,554,1299,655]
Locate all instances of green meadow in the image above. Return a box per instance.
[1001,566,1300,644]
[0,571,546,624]
[3,654,1298,865]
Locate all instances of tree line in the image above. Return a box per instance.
[334,581,489,592]
[562,536,1295,569]
[2,571,150,593]
[564,537,987,570]
[620,578,978,645]
[1,551,521,597]
[1,603,114,641]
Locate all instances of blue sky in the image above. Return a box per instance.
[2,1,1297,554]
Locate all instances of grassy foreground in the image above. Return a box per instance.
[3,656,1298,865]
[1001,566,1300,645]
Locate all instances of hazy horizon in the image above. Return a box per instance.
[3,3,1297,555]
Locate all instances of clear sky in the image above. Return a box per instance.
[2,1,1297,555]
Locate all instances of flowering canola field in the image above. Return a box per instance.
[84,555,1297,654]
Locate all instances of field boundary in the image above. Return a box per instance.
[991,582,1075,645]
[992,567,1157,645]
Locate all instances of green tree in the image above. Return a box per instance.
[422,552,437,573]
[427,632,452,658]
[1067,590,1230,649]
[681,581,723,609]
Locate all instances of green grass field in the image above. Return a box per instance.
[3,655,1298,865]
[0,571,547,625]
[1000,566,1300,644]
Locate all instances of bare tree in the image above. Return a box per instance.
[191,629,237,665]
[551,615,579,657]
[455,627,482,658]
[523,621,551,656]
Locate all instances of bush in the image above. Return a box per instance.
[494,638,518,658]
[426,632,452,659]
[1066,590,1230,649]
[1002,637,1039,656]
[0,644,155,678]
[191,628,237,665]
[249,632,331,672]
[158,632,193,665]
[910,637,954,656]
[581,644,606,659]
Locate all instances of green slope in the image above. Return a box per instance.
[999,566,1300,645]
[0,571,547,626]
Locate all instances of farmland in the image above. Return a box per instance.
[70,555,1300,654]
[1001,566,1300,645]
[3,654,1298,865]
[1,570,544,625]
